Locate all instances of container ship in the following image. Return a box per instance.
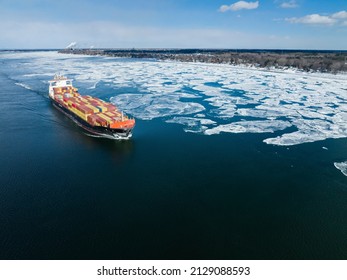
[49,75,135,139]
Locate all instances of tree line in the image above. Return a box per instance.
[60,49,347,73]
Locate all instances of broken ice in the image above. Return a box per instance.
[2,51,347,146]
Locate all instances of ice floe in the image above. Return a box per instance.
[111,94,204,120]
[166,117,216,133]
[204,120,292,135]
[334,161,347,177]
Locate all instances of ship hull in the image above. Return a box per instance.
[51,98,133,139]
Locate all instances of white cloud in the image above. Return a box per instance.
[286,14,337,25]
[219,1,259,12]
[65,42,77,49]
[331,10,347,19]
[219,5,231,12]
[286,11,347,26]
[280,1,298,8]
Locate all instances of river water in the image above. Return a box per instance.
[1,51,347,259]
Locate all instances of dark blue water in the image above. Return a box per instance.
[1,51,347,260]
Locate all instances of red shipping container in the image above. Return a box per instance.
[95,115,107,126]
[78,105,93,114]
[105,105,117,111]
[87,114,97,123]
[87,114,104,125]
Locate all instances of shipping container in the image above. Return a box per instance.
[95,116,108,126]
[85,104,99,113]
[87,114,97,124]
[96,106,108,113]
[70,107,90,121]
[64,94,73,98]
[86,114,106,126]
[105,105,117,111]
[105,112,120,119]
[78,105,94,114]
[98,113,113,123]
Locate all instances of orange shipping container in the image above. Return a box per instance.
[87,114,97,124]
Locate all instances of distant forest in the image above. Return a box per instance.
[60,49,347,73]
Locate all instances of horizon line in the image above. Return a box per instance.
[1,48,347,52]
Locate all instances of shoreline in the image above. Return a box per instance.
[59,48,347,74]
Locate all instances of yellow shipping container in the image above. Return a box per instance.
[78,96,88,102]
[75,110,89,121]
[84,104,99,113]
[104,112,114,117]
[80,112,89,121]
[67,100,80,107]
[105,111,121,119]
[98,113,113,123]
[98,106,108,113]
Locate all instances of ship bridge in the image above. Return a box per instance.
[49,75,73,98]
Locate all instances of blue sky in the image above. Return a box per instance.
[0,0,346,49]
